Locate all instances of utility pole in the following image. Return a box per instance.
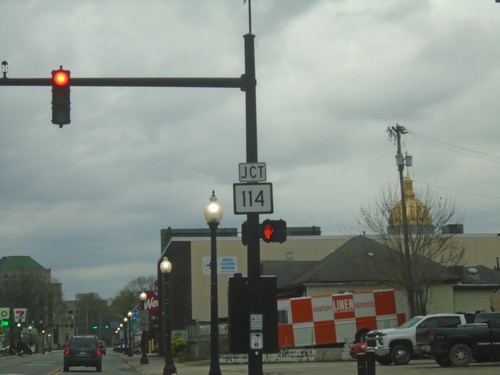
[387,123,415,317]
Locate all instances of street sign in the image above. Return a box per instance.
[250,332,263,349]
[233,183,273,214]
[132,308,140,322]
[0,308,9,320]
[239,162,266,182]
[14,308,27,323]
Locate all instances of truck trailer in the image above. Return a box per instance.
[277,289,407,348]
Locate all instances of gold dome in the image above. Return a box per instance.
[388,175,433,230]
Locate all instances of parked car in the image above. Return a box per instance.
[97,340,106,355]
[366,313,467,365]
[63,335,102,372]
[112,344,128,353]
[350,341,367,359]
[427,312,500,367]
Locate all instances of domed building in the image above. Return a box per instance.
[387,174,434,234]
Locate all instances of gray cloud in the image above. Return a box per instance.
[1,0,499,299]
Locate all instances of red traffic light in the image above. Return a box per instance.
[51,67,71,127]
[52,69,70,86]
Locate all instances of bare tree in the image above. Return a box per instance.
[359,179,465,317]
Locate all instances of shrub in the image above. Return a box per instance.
[171,336,187,357]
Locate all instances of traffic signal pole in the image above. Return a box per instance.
[2,15,264,375]
[0,77,241,88]
[242,32,264,375]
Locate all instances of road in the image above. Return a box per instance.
[0,351,137,375]
[1,352,500,375]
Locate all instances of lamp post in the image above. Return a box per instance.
[204,191,223,375]
[127,311,133,357]
[139,291,149,365]
[17,323,22,355]
[123,317,128,355]
[29,326,32,353]
[160,257,177,375]
[119,323,123,347]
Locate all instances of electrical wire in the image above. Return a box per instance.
[413,179,500,199]
[408,129,500,163]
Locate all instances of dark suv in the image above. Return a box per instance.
[63,335,102,372]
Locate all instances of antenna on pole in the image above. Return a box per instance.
[244,0,252,34]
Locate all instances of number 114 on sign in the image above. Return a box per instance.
[233,183,273,214]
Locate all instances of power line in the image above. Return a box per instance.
[413,179,500,199]
[408,129,500,163]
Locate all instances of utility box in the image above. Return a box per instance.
[228,275,278,354]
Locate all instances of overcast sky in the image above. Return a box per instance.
[1,0,499,300]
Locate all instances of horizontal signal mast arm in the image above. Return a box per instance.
[0,76,245,88]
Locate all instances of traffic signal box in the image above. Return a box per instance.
[241,219,287,246]
[51,67,71,127]
[261,219,287,243]
[228,275,278,354]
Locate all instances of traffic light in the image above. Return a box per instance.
[51,66,71,127]
[1,320,9,327]
[261,219,287,243]
[92,324,98,330]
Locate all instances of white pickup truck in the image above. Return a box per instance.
[365,313,467,365]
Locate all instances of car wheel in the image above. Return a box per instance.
[449,343,472,367]
[376,356,392,365]
[390,344,411,365]
[63,364,69,372]
[435,355,452,367]
[96,362,102,372]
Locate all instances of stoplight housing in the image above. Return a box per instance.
[261,219,287,243]
[1,320,9,327]
[51,67,71,127]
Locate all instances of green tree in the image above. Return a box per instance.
[110,275,155,315]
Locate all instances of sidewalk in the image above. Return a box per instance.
[123,354,500,375]
[123,353,361,375]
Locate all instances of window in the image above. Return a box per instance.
[440,317,462,328]
[278,310,289,324]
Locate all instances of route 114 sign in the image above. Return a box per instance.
[233,183,273,214]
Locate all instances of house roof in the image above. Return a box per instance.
[0,256,47,271]
[261,260,316,289]
[448,265,500,285]
[262,235,460,292]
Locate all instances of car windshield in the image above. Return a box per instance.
[398,316,422,329]
[71,338,96,347]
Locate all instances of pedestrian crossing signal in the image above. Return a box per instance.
[261,219,287,243]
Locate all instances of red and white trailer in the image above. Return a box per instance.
[277,289,406,348]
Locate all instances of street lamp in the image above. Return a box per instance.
[139,291,149,365]
[123,317,128,355]
[127,311,133,357]
[29,326,32,353]
[42,330,45,354]
[204,190,223,375]
[160,256,177,375]
[17,323,22,355]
